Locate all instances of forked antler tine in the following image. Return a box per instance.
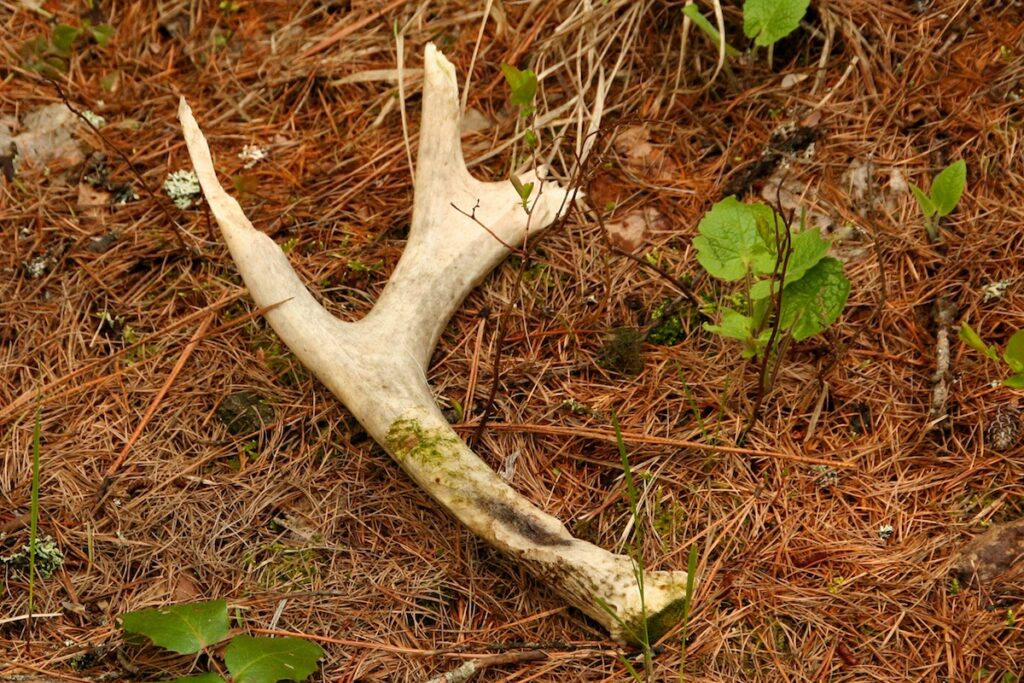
[178,43,691,645]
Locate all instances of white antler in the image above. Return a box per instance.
[179,43,690,644]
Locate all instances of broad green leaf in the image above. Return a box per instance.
[1003,329,1024,373]
[931,160,966,217]
[959,322,1000,362]
[500,63,537,117]
[89,23,116,48]
[693,196,771,281]
[910,183,936,218]
[51,24,81,56]
[703,307,753,342]
[171,675,225,683]
[750,227,830,299]
[1003,373,1024,389]
[120,599,229,655]
[743,0,809,46]
[225,635,324,683]
[778,257,849,341]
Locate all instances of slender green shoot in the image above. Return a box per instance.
[683,4,741,58]
[678,543,700,682]
[612,413,653,679]
[29,403,42,614]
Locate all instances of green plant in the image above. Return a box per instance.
[683,0,808,54]
[959,323,1024,388]
[20,18,114,76]
[743,0,809,47]
[911,159,966,241]
[599,415,653,681]
[29,404,42,612]
[695,196,850,360]
[501,62,539,210]
[120,599,323,682]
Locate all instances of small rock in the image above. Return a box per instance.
[954,518,1024,586]
[217,390,275,435]
[597,327,644,377]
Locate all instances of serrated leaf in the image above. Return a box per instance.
[693,196,771,281]
[500,63,537,117]
[931,160,966,217]
[778,257,849,341]
[171,674,226,683]
[704,307,753,342]
[1003,329,1024,372]
[959,322,1000,362]
[750,227,831,299]
[743,0,809,46]
[225,636,324,683]
[51,24,81,56]
[120,599,229,655]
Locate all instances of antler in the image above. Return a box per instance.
[179,43,690,644]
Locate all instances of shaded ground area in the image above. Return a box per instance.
[2,1,1023,681]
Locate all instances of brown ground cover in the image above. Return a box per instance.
[2,1,1023,681]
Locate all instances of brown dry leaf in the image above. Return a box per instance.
[171,570,203,602]
[614,125,679,183]
[0,104,87,174]
[604,206,665,252]
[954,518,1024,586]
[77,183,111,221]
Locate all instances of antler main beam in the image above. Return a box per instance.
[179,43,690,644]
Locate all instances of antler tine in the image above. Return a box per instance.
[178,43,691,645]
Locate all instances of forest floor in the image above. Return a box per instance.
[2,1,1023,681]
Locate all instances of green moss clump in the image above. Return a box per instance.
[385,417,460,468]
[646,299,687,346]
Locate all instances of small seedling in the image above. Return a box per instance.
[911,159,966,241]
[959,322,1024,388]
[509,173,534,212]
[500,63,537,118]
[120,598,323,682]
[695,195,850,360]
[20,19,115,76]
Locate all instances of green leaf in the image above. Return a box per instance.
[225,635,324,683]
[120,599,229,655]
[750,227,830,299]
[703,307,753,342]
[51,24,81,56]
[743,0,809,46]
[89,23,116,48]
[959,322,1000,362]
[500,63,537,117]
[778,257,849,341]
[909,182,936,218]
[1003,329,1024,373]
[931,160,966,217]
[693,196,771,281]
[1002,373,1024,389]
[171,675,226,683]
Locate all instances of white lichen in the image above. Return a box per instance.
[1,534,65,578]
[238,144,268,169]
[163,169,202,209]
[982,280,1011,303]
[878,524,894,541]
[81,110,106,128]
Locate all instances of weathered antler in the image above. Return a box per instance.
[179,43,690,644]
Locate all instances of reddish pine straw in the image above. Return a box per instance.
[1,1,1022,681]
